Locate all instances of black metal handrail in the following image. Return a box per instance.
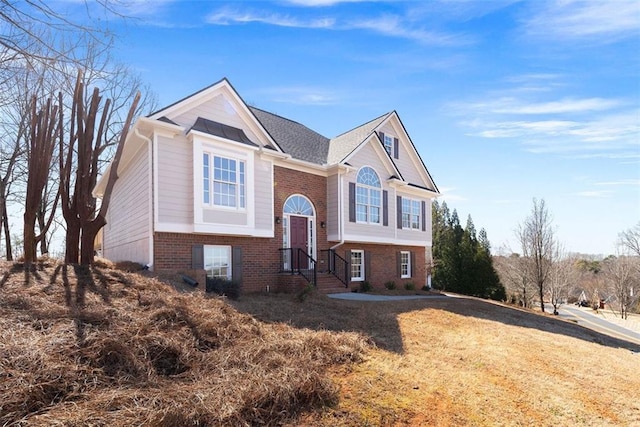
[320,249,349,287]
[278,247,316,286]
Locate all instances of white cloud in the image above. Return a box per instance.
[595,179,640,187]
[464,97,623,115]
[348,15,471,45]
[438,187,467,202]
[205,6,468,46]
[206,8,335,28]
[575,190,613,198]
[259,86,341,105]
[284,0,369,6]
[524,0,640,42]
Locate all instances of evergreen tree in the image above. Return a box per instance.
[431,209,506,300]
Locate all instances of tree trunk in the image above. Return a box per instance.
[23,211,37,264]
[539,282,545,313]
[37,212,49,255]
[80,217,105,265]
[65,219,80,263]
[3,205,12,261]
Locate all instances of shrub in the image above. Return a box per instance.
[359,281,372,293]
[404,282,415,291]
[206,277,241,299]
[421,285,430,291]
[384,281,396,290]
[296,283,315,302]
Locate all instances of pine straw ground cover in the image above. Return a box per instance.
[0,260,369,426]
[232,293,640,426]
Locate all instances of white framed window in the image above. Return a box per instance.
[351,250,364,281]
[356,166,381,224]
[383,135,394,155]
[402,198,421,230]
[203,153,245,209]
[204,245,231,279]
[400,251,411,278]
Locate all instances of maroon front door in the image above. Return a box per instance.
[290,216,308,269]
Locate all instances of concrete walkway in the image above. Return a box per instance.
[328,292,449,301]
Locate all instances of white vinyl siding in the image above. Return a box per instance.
[157,135,193,225]
[172,92,263,144]
[326,174,339,239]
[104,142,151,264]
[378,122,433,189]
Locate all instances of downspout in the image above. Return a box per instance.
[134,127,154,270]
[330,168,345,251]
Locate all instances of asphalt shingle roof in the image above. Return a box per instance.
[327,112,390,164]
[191,117,258,147]
[250,107,330,165]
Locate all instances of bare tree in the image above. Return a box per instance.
[517,198,555,313]
[618,222,640,257]
[603,253,639,319]
[547,245,574,315]
[23,95,60,264]
[494,249,536,308]
[59,69,139,265]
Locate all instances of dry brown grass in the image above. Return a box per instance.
[232,292,640,426]
[0,261,368,426]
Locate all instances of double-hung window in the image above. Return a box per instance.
[383,135,394,156]
[204,245,231,279]
[356,166,381,224]
[203,153,245,209]
[351,250,364,281]
[400,251,411,278]
[402,198,421,230]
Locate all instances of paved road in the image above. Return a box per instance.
[552,304,640,346]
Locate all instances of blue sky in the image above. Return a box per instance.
[77,0,639,255]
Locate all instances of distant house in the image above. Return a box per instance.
[94,78,439,293]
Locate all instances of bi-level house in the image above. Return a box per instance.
[94,78,439,293]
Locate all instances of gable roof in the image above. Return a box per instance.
[327,113,390,165]
[250,107,330,165]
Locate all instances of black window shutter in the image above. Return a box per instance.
[396,251,401,277]
[348,182,356,223]
[421,201,427,231]
[232,246,243,284]
[364,251,371,281]
[393,137,399,159]
[410,251,416,278]
[345,250,352,280]
[379,131,385,146]
[397,196,402,229]
[382,190,388,226]
[192,244,204,269]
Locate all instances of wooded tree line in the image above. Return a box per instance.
[0,1,154,265]
[494,200,639,318]
[431,200,506,301]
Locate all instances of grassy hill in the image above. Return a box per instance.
[1,259,639,426]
